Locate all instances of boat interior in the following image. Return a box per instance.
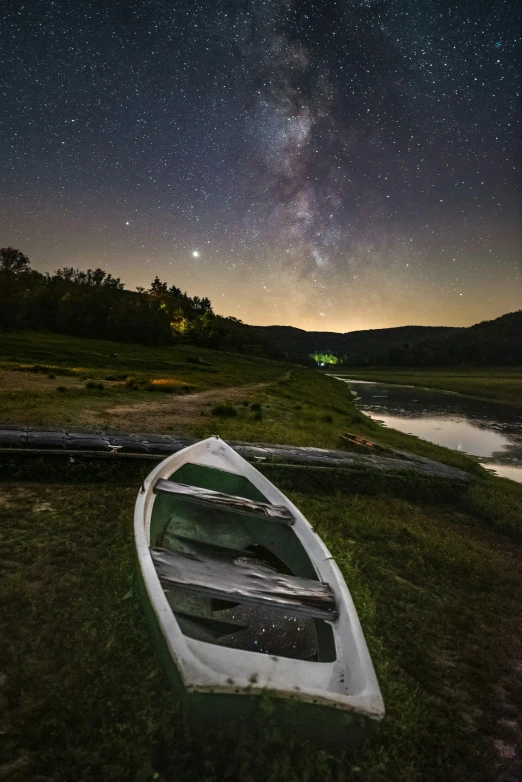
[149,462,337,662]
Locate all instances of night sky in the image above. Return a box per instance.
[1,0,520,332]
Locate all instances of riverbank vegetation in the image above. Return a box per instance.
[333,367,522,405]
[1,330,522,781]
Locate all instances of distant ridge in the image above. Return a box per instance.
[254,324,460,363]
[254,311,522,366]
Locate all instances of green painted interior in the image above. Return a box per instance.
[171,462,268,502]
[149,461,336,661]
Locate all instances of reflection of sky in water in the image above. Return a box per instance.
[368,414,510,458]
[336,379,522,483]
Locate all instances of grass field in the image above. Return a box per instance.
[1,331,522,781]
[331,367,522,405]
[0,332,485,470]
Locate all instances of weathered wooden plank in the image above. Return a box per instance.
[151,547,338,621]
[154,479,295,524]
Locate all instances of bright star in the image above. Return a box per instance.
[192,251,200,257]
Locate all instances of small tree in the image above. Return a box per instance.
[0,246,30,275]
[0,247,32,330]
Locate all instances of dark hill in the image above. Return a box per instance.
[254,324,461,364]
[255,310,522,366]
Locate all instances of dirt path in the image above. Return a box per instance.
[94,384,262,433]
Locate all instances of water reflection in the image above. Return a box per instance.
[334,378,522,483]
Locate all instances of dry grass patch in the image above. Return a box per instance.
[0,369,82,392]
[147,377,195,393]
[101,385,262,433]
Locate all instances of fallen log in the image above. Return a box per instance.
[0,426,474,482]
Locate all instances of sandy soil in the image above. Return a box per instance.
[93,385,261,433]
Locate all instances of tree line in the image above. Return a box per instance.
[378,311,522,367]
[0,247,282,358]
[335,311,522,367]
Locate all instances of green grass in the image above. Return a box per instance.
[1,330,522,779]
[0,331,482,475]
[0,329,287,385]
[193,367,481,475]
[0,330,291,430]
[1,466,521,781]
[331,367,522,405]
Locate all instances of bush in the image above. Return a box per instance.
[147,378,195,393]
[125,377,139,390]
[322,414,334,424]
[211,404,238,418]
[148,381,176,393]
[56,386,67,393]
[85,381,104,390]
[47,373,55,380]
[250,402,262,412]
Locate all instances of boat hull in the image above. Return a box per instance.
[136,564,376,751]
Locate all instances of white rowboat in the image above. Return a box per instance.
[134,436,384,746]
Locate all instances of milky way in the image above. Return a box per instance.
[1,0,520,330]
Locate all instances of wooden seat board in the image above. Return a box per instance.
[151,547,337,621]
[154,478,295,524]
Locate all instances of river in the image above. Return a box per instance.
[332,377,522,483]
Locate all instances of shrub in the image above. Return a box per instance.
[56,386,67,393]
[125,377,139,390]
[250,402,262,412]
[211,404,238,418]
[85,381,104,390]
[322,414,334,424]
[147,378,194,393]
[253,410,263,421]
[47,373,55,380]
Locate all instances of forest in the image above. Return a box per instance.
[0,247,282,359]
[261,313,522,367]
[376,310,522,367]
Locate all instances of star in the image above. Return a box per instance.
[192,251,200,258]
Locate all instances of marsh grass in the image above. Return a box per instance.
[333,367,522,405]
[1,468,521,781]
